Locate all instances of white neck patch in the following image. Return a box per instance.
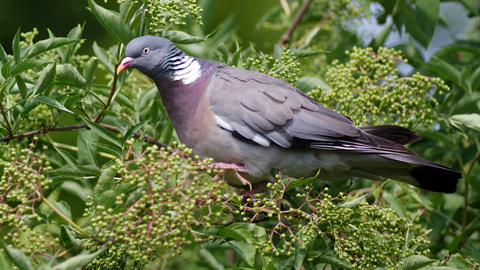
[171,56,202,85]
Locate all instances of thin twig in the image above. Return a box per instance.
[277,0,313,47]
[0,123,168,149]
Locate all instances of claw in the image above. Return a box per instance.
[211,162,253,190]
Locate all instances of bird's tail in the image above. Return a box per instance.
[348,153,461,193]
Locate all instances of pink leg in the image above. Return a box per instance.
[211,162,253,191]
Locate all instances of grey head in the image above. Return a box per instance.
[117,36,179,80]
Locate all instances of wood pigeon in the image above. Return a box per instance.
[117,36,461,193]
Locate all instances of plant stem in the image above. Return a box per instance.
[277,0,313,47]
[36,190,91,238]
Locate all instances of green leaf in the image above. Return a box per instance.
[421,56,461,85]
[315,254,350,268]
[86,142,99,168]
[90,142,122,158]
[12,28,21,64]
[15,75,28,99]
[296,76,330,93]
[32,96,74,114]
[293,240,306,270]
[383,191,407,219]
[26,38,79,59]
[78,130,99,162]
[63,24,84,63]
[83,57,98,87]
[93,167,116,205]
[64,226,85,251]
[92,42,114,75]
[292,49,325,58]
[219,228,254,243]
[0,43,9,65]
[88,0,134,45]
[48,201,73,224]
[198,249,224,270]
[64,93,82,109]
[401,255,436,270]
[450,114,480,132]
[285,175,316,192]
[470,66,480,92]
[399,0,439,48]
[205,25,223,40]
[216,43,229,63]
[2,243,34,270]
[158,30,205,44]
[55,64,86,87]
[10,59,50,78]
[82,119,122,148]
[54,146,79,168]
[92,86,134,110]
[0,250,13,270]
[229,242,255,267]
[52,248,105,270]
[415,128,453,147]
[32,63,56,97]
[338,194,368,208]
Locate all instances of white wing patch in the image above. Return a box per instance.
[214,115,271,147]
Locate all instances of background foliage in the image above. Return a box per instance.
[0,0,480,269]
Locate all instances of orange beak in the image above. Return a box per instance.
[117,57,135,74]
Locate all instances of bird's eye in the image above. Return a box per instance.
[143,47,150,54]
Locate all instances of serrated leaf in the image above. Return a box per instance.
[2,243,34,270]
[92,42,114,75]
[158,30,205,44]
[10,59,50,78]
[93,167,116,205]
[293,240,306,270]
[64,93,82,109]
[338,194,368,208]
[55,64,86,87]
[32,96,74,114]
[31,63,56,97]
[52,248,105,270]
[383,191,407,219]
[54,146,79,168]
[83,119,122,148]
[26,38,79,59]
[88,0,134,45]
[230,242,255,266]
[401,255,436,270]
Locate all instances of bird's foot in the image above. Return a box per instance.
[211,162,253,191]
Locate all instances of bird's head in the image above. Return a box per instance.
[117,36,175,78]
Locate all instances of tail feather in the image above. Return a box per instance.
[359,125,421,145]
